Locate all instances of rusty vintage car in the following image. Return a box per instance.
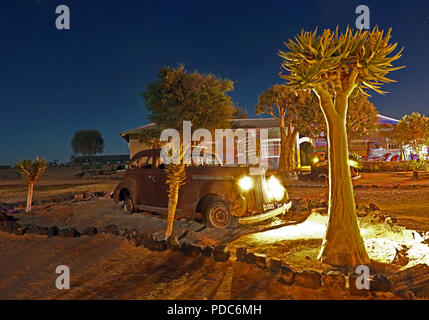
[113,148,292,228]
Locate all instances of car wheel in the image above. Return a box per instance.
[203,198,237,229]
[123,193,135,214]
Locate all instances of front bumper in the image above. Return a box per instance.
[238,201,292,225]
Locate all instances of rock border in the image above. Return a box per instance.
[0,215,428,299]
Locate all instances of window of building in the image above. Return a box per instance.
[349,141,367,148]
[387,142,401,150]
[261,138,281,158]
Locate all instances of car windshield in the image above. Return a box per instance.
[191,150,223,166]
[155,149,223,167]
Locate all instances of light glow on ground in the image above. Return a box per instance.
[248,212,429,267]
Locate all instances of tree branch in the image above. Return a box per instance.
[344,69,359,95]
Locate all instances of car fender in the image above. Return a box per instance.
[190,180,247,217]
[112,180,138,203]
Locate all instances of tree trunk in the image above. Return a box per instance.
[278,120,297,174]
[165,184,179,238]
[318,105,370,267]
[26,183,34,213]
[91,155,96,176]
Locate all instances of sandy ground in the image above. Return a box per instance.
[287,172,429,232]
[0,232,402,300]
[0,171,428,299]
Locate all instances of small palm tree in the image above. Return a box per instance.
[16,157,48,212]
[164,144,189,239]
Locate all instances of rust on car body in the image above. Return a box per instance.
[113,148,291,228]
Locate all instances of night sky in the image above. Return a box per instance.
[1,0,428,165]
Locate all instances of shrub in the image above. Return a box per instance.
[360,160,429,172]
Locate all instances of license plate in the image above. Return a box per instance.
[263,203,275,211]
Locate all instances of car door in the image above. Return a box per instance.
[133,155,156,205]
[148,156,169,208]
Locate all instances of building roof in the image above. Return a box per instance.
[120,118,280,142]
[376,114,400,125]
[120,114,399,142]
[120,123,155,142]
[230,118,280,128]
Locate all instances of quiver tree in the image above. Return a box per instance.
[294,90,379,144]
[255,85,319,174]
[16,157,48,212]
[279,26,404,267]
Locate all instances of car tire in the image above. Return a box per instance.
[202,197,237,229]
[123,193,135,214]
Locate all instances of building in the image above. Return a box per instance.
[119,114,427,169]
[120,118,285,169]
[70,154,130,165]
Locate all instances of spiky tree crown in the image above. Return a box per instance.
[279,26,404,95]
[255,84,317,120]
[16,158,48,184]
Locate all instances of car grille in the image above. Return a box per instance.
[251,175,272,212]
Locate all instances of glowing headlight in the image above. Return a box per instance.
[313,157,319,164]
[267,176,285,201]
[348,159,359,168]
[238,176,253,191]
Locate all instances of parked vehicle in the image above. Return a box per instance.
[366,142,401,161]
[305,152,360,183]
[113,148,292,228]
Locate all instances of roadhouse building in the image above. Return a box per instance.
[119,114,427,169]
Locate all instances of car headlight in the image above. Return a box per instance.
[348,159,359,168]
[267,176,285,201]
[313,157,320,164]
[238,176,253,191]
